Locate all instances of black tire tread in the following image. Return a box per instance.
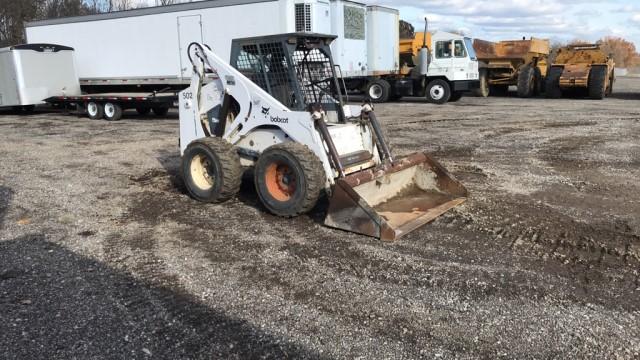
[366,79,391,103]
[257,142,325,217]
[188,137,242,203]
[517,65,535,98]
[475,69,490,97]
[545,66,563,99]
[588,65,607,100]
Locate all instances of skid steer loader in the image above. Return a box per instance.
[178,33,467,241]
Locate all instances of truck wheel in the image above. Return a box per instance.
[545,67,563,99]
[588,65,607,100]
[426,79,451,104]
[103,102,123,121]
[87,102,104,120]
[366,79,391,103]
[152,107,169,116]
[254,142,324,217]
[475,69,490,97]
[181,137,242,203]
[449,91,463,102]
[517,65,536,98]
[136,107,151,115]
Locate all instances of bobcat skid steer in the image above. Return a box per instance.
[179,33,467,241]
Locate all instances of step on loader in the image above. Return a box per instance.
[178,33,467,241]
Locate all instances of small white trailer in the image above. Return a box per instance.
[0,44,80,110]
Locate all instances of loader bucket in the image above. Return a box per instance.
[324,152,468,241]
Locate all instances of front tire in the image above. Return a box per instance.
[588,65,607,100]
[181,137,242,203]
[426,79,451,104]
[365,79,391,103]
[254,143,324,217]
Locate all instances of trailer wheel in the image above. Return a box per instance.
[152,107,169,117]
[474,69,490,97]
[588,65,608,100]
[545,66,563,99]
[517,65,535,98]
[365,79,391,103]
[103,102,123,121]
[426,79,451,104]
[86,102,104,120]
[181,137,242,203]
[136,107,151,115]
[254,142,324,217]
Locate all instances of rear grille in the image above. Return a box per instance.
[295,3,312,32]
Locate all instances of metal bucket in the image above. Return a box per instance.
[324,152,467,241]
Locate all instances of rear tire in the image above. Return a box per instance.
[545,66,563,99]
[475,68,490,97]
[517,65,535,98]
[426,79,451,104]
[588,65,607,100]
[181,137,242,203]
[365,79,391,103]
[254,143,324,217]
[152,107,169,116]
[86,102,103,120]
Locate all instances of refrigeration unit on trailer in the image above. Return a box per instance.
[0,44,80,110]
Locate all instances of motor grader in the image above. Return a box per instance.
[178,33,467,241]
[545,44,615,100]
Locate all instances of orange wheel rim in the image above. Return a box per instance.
[265,162,297,202]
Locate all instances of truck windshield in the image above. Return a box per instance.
[464,37,477,60]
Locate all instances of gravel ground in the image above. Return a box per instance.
[1,78,639,359]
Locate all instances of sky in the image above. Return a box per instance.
[364,0,640,48]
[145,0,640,49]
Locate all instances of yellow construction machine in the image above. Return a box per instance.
[473,37,549,97]
[545,44,615,99]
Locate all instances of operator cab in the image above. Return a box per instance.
[230,33,346,123]
[430,31,479,82]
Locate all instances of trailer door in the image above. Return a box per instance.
[177,15,203,79]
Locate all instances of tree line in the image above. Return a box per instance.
[0,0,176,47]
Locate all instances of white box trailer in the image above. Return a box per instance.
[366,5,399,76]
[25,0,296,88]
[25,0,374,89]
[0,44,80,109]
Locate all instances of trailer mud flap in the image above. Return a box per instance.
[324,152,467,241]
